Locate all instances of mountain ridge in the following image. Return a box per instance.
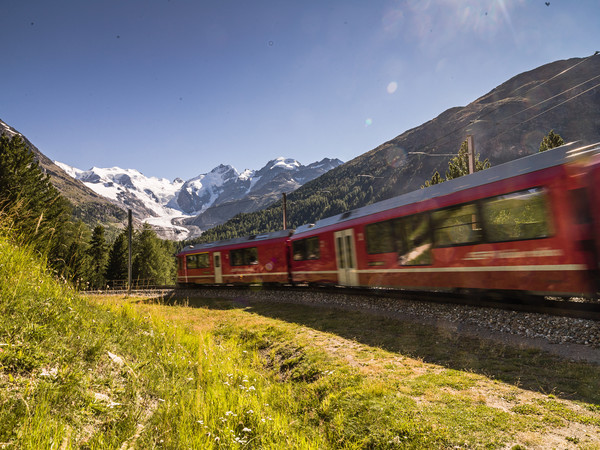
[55,156,343,240]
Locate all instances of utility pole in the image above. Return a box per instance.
[282,193,287,230]
[467,135,475,175]
[127,209,132,294]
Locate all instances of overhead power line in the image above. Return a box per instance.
[410,52,600,156]
[495,80,600,139]
[513,51,600,97]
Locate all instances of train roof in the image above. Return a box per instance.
[179,229,292,254]
[293,141,600,236]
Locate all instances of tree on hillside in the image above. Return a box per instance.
[422,139,490,188]
[539,130,565,152]
[0,133,79,274]
[105,231,129,286]
[62,221,91,286]
[133,223,176,286]
[86,225,109,289]
[422,170,444,188]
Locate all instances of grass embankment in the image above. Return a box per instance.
[2,230,600,448]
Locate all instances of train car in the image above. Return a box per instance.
[290,142,600,297]
[177,229,292,286]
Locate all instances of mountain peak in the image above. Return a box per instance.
[56,156,342,240]
[267,157,301,171]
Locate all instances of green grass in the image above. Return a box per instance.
[3,230,600,448]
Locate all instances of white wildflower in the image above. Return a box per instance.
[94,392,110,402]
[40,367,58,378]
[107,351,124,367]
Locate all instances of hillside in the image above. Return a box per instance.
[0,119,127,234]
[3,227,600,447]
[197,55,600,242]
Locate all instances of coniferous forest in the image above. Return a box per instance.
[0,133,176,289]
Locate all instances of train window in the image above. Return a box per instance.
[336,236,345,269]
[293,239,306,260]
[292,237,320,260]
[186,254,197,269]
[482,188,552,242]
[186,253,210,269]
[432,203,481,247]
[345,235,354,268]
[230,247,259,266]
[306,237,320,259]
[365,220,395,254]
[393,213,432,265]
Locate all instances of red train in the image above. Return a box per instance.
[177,142,600,298]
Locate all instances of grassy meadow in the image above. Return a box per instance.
[2,228,600,448]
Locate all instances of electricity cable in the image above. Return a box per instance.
[408,52,599,156]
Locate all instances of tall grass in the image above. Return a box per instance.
[3,218,600,448]
[0,227,329,448]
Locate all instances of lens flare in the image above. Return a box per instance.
[385,146,407,168]
[365,118,373,127]
[387,81,398,94]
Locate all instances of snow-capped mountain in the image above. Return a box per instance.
[55,164,184,216]
[55,157,343,240]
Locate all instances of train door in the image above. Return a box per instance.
[334,229,359,286]
[213,252,223,284]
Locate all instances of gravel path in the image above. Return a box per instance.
[179,287,600,365]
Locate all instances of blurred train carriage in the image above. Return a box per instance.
[179,142,600,298]
[177,230,292,285]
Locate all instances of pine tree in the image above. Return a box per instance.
[62,221,91,287]
[87,225,109,289]
[105,231,129,287]
[0,133,75,272]
[132,224,176,286]
[445,139,490,181]
[421,170,444,188]
[539,130,565,152]
[421,139,490,188]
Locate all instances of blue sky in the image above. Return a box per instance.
[2,0,598,181]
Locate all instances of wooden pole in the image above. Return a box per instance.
[282,193,287,230]
[128,209,132,294]
[467,135,475,174]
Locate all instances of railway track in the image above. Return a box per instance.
[86,283,600,320]
[168,284,600,321]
